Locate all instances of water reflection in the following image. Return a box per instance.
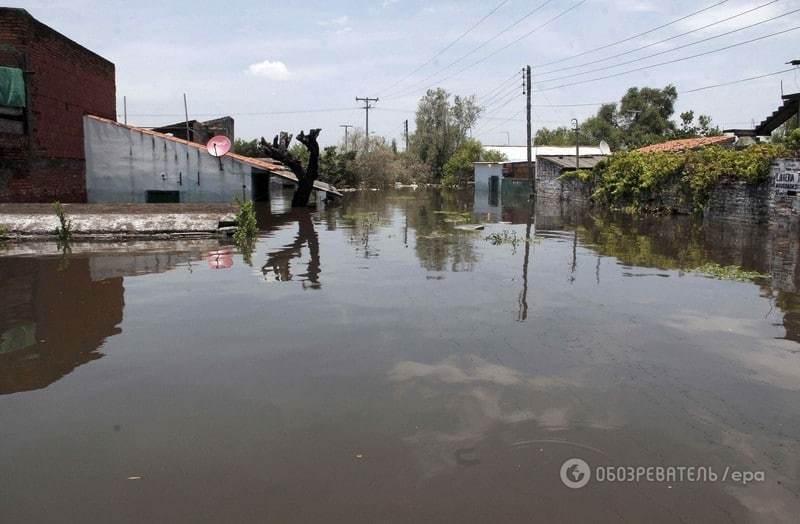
[261,210,321,289]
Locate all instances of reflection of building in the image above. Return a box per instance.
[0,257,123,394]
[0,8,116,202]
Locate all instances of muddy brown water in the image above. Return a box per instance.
[1,189,799,523]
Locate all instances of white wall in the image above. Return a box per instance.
[84,117,254,203]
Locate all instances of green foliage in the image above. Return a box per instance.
[319,146,359,188]
[409,88,482,179]
[232,138,261,157]
[481,149,507,163]
[536,85,719,151]
[0,224,8,238]
[443,138,483,185]
[559,169,594,183]
[593,144,788,212]
[53,202,72,244]
[233,199,258,265]
[784,128,800,150]
[691,263,769,282]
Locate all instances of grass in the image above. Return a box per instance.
[53,202,72,245]
[233,199,258,265]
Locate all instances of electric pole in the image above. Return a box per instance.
[356,96,378,151]
[404,119,409,151]
[572,118,580,171]
[339,124,353,151]
[525,65,534,195]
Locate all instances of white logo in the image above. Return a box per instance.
[560,458,591,489]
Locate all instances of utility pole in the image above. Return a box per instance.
[183,93,191,143]
[404,119,409,151]
[572,118,580,171]
[339,124,353,151]
[525,65,534,195]
[123,96,127,125]
[356,96,378,151]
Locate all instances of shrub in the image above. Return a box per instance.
[53,202,72,243]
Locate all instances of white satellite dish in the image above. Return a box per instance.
[599,140,611,155]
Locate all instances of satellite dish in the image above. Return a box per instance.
[599,140,611,155]
[207,135,232,157]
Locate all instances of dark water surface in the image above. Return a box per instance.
[1,189,799,523]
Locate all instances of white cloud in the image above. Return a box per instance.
[246,60,291,81]
[317,15,349,27]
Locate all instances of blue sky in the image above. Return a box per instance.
[8,0,800,146]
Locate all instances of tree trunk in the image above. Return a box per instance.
[259,129,321,208]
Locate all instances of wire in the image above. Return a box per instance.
[535,0,780,77]
[533,26,800,93]
[533,0,731,68]
[535,7,800,85]
[381,0,557,99]
[385,0,588,100]
[680,67,798,93]
[376,0,510,96]
[122,107,362,117]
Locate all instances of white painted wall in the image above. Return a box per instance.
[84,116,253,203]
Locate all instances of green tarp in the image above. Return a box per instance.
[0,66,26,108]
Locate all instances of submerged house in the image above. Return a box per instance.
[84,116,340,204]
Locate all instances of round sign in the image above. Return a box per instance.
[207,135,232,157]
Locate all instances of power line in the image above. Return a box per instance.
[376,0,510,96]
[535,6,800,85]
[533,26,800,93]
[681,66,798,93]
[385,0,588,101]
[535,0,779,77]
[533,0,731,69]
[382,0,557,99]
[122,107,361,117]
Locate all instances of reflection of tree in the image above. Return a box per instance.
[408,190,478,272]
[261,210,321,289]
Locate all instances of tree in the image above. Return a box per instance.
[409,88,482,179]
[233,138,261,157]
[535,85,721,151]
[259,130,321,207]
[442,138,508,186]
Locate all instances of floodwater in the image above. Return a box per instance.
[1,188,799,523]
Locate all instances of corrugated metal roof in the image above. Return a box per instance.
[86,115,341,196]
[537,155,607,170]
[483,145,606,162]
[636,135,735,153]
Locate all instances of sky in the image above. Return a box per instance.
[7,0,800,147]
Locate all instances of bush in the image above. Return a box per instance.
[592,144,788,212]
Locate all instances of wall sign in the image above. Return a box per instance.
[773,158,800,195]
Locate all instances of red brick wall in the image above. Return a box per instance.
[0,8,116,202]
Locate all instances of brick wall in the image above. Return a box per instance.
[535,158,593,203]
[0,8,116,202]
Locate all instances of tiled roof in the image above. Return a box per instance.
[85,115,341,196]
[636,135,735,153]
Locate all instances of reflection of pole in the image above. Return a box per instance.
[518,199,535,322]
[596,253,601,285]
[570,229,577,284]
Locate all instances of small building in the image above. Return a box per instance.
[152,116,235,144]
[636,135,735,153]
[536,155,607,202]
[0,8,117,203]
[84,115,340,204]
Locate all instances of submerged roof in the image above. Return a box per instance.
[483,145,606,162]
[537,155,607,170]
[636,135,735,153]
[85,115,341,196]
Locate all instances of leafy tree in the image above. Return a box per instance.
[410,88,482,179]
[233,138,262,157]
[675,110,721,138]
[442,138,509,186]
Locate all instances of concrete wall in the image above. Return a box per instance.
[473,163,503,217]
[84,117,254,203]
[0,8,116,203]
